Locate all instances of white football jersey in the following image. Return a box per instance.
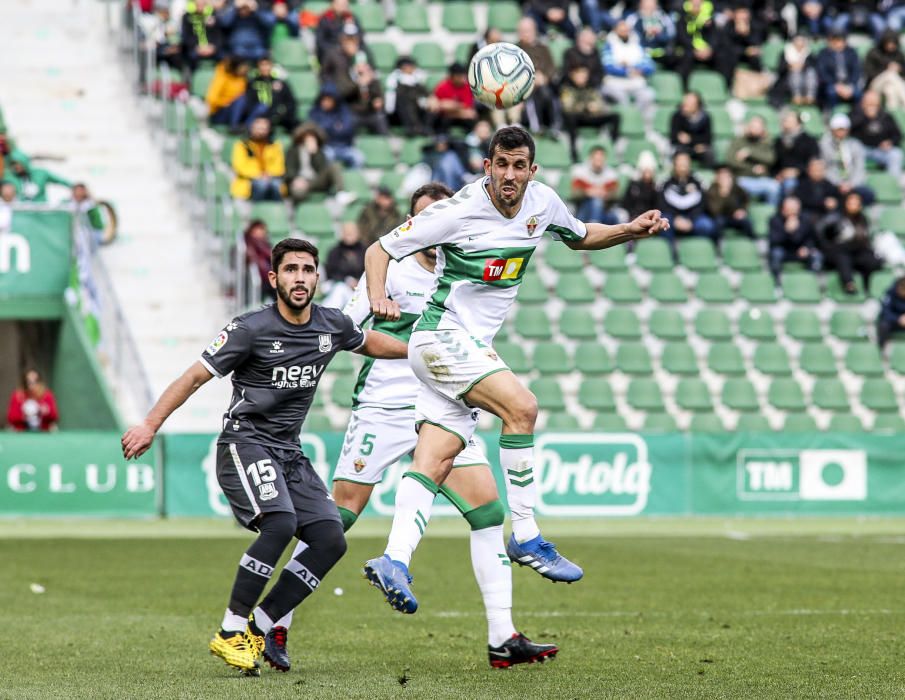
[344,255,435,409]
[379,177,587,344]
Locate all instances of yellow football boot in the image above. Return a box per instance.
[209,629,260,673]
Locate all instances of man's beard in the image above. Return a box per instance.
[276,280,316,312]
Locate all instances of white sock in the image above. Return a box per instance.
[251,606,275,635]
[384,472,438,567]
[220,609,248,633]
[274,541,309,629]
[500,435,540,543]
[470,524,517,647]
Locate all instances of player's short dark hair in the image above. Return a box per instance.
[271,238,319,271]
[487,126,536,164]
[409,182,454,216]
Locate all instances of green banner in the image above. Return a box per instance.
[163,432,905,518]
[0,432,159,516]
[0,210,72,297]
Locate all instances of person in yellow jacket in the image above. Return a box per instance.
[207,57,250,125]
[231,117,286,200]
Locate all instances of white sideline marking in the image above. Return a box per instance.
[431,609,902,619]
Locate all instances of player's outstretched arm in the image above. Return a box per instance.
[121,361,213,459]
[355,330,408,360]
[565,209,670,251]
[364,242,401,321]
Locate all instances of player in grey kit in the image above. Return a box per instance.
[121,238,406,675]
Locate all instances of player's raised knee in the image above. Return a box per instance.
[260,511,299,544]
[464,499,506,530]
[505,392,538,433]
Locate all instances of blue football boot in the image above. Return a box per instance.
[506,534,583,583]
[363,555,418,613]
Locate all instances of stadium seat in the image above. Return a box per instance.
[744,105,781,136]
[533,342,573,375]
[303,411,333,432]
[357,136,396,169]
[546,413,581,430]
[593,413,628,431]
[739,308,776,341]
[616,342,653,375]
[649,272,688,303]
[589,246,626,271]
[654,107,673,134]
[873,413,905,432]
[399,137,430,167]
[534,139,572,168]
[604,308,642,340]
[635,238,673,271]
[614,104,646,138]
[287,72,319,102]
[330,376,356,408]
[622,138,659,168]
[675,378,712,410]
[782,272,822,303]
[860,378,899,411]
[546,243,584,271]
[530,378,566,411]
[889,343,905,374]
[678,238,718,272]
[876,206,905,236]
[661,343,699,375]
[690,413,725,431]
[643,412,677,431]
[736,413,771,431]
[412,41,447,70]
[722,238,761,272]
[369,42,398,72]
[650,71,682,105]
[799,344,837,376]
[811,378,849,411]
[294,202,334,238]
[273,41,309,70]
[514,307,552,340]
[749,203,774,237]
[829,310,868,341]
[251,202,291,238]
[695,309,733,341]
[648,309,686,340]
[707,343,746,375]
[785,309,823,342]
[767,379,807,411]
[627,378,665,411]
[710,107,734,139]
[826,276,866,304]
[696,273,735,303]
[395,3,431,32]
[867,172,901,204]
[191,67,215,97]
[844,343,884,376]
[827,413,864,431]
[578,378,616,411]
[760,40,785,71]
[783,412,818,431]
[753,343,792,376]
[487,2,521,31]
[379,170,405,193]
[574,342,614,374]
[560,308,598,339]
[496,341,531,374]
[354,3,387,31]
[689,70,727,103]
[603,272,643,303]
[799,106,825,137]
[869,269,896,299]
[721,378,760,411]
[518,272,548,304]
[740,273,777,304]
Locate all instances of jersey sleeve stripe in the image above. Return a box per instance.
[198,356,223,378]
[547,223,584,242]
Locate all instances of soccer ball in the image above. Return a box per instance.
[468,42,535,110]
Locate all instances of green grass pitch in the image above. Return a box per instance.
[2,518,904,699]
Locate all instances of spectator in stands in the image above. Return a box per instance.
[315,0,362,62]
[181,0,222,74]
[230,116,285,201]
[423,134,468,190]
[285,122,342,205]
[850,90,903,178]
[673,0,719,89]
[526,0,577,39]
[768,196,822,282]
[722,6,766,82]
[516,17,560,135]
[350,62,389,136]
[243,219,276,302]
[728,115,781,205]
[670,92,713,167]
[217,0,275,62]
[775,109,821,195]
[863,30,905,110]
[242,56,298,132]
[469,28,504,62]
[797,0,829,36]
[816,30,862,109]
[796,157,841,218]
[706,164,754,240]
[385,57,430,137]
[6,151,71,203]
[428,63,478,134]
[560,65,620,163]
[270,1,300,38]
[626,0,676,65]
[323,221,367,308]
[147,3,184,73]
[660,151,717,252]
[621,151,660,221]
[320,24,374,104]
[828,0,886,38]
[818,191,883,294]
[877,276,905,347]
[308,83,364,169]
[570,146,621,225]
[601,20,656,115]
[820,113,875,204]
[768,34,819,109]
[7,369,58,432]
[206,57,249,125]
[357,186,402,245]
[563,28,604,90]
[466,120,494,174]
[579,0,616,34]
[0,180,16,232]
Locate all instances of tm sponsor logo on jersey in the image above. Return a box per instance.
[534,434,652,516]
[483,257,524,282]
[271,364,324,389]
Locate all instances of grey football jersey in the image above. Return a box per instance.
[200,304,365,449]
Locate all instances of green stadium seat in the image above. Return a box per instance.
[589,246,626,271]
[785,309,823,342]
[535,139,572,168]
[876,206,905,235]
[603,272,643,303]
[648,309,686,340]
[487,2,521,32]
[676,378,712,410]
[643,412,677,431]
[395,3,430,32]
[650,71,683,104]
[549,37,573,68]
[678,238,718,272]
[356,136,396,169]
[826,276,866,303]
[783,412,818,431]
[441,2,477,32]
[860,378,899,411]
[379,170,405,193]
[514,307,553,340]
[369,42,398,72]
[287,72,319,102]
[622,138,659,169]
[736,413,771,431]
[827,413,864,431]
[649,272,688,303]
[798,106,825,137]
[889,343,905,374]
[560,308,598,340]
[635,238,673,271]
[845,343,884,376]
[711,107,734,139]
[251,202,291,238]
[546,413,581,430]
[604,308,641,340]
[627,378,665,411]
[327,351,354,374]
[495,341,531,374]
[690,413,725,431]
[753,343,792,376]
[546,243,583,271]
[738,308,776,341]
[273,41,309,70]
[578,378,616,411]
[412,41,447,70]
[530,378,566,411]
[695,309,732,341]
[400,137,430,167]
[869,269,896,299]
[749,203,774,238]
[574,342,613,374]
[873,413,905,432]
[294,202,334,238]
[615,104,646,138]
[740,272,777,304]
[654,107,673,134]
[707,343,746,375]
[696,273,735,303]
[722,238,761,272]
[454,40,473,66]
[811,378,849,411]
[867,172,902,204]
[661,343,699,375]
[518,272,548,304]
[593,413,628,431]
[689,70,727,104]
[768,379,807,411]
[722,378,760,411]
[830,310,868,341]
[616,342,653,375]
[783,272,822,303]
[355,3,388,32]
[191,67,215,97]
[330,375,356,408]
[760,40,785,71]
[799,344,837,376]
[533,342,573,375]
[303,411,333,432]
[743,105,781,136]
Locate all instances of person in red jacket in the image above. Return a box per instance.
[7,368,58,431]
[428,62,478,133]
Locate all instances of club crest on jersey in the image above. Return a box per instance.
[526,216,539,235]
[270,340,284,354]
[258,483,278,501]
[206,331,228,356]
[353,457,366,473]
[483,257,524,282]
[319,334,333,353]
